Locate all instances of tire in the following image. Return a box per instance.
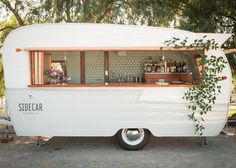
[117,128,151,150]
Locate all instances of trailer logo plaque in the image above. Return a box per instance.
[18,103,43,112]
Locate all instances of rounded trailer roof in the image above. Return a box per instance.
[3,23,232,51]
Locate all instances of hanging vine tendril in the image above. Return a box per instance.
[165,36,227,136]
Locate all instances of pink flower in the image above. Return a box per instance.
[51,71,58,76]
[222,76,227,80]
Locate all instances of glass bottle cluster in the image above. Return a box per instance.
[144,55,188,73]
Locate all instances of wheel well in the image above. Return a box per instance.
[115,128,153,136]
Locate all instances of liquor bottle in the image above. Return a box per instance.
[180,62,183,72]
[183,59,188,72]
[172,61,177,73]
[147,56,153,72]
[178,61,182,73]
[181,61,184,72]
[144,58,148,72]
[153,60,158,72]
[157,62,161,72]
[167,59,172,73]
[176,61,180,73]
[147,64,152,72]
[164,59,167,72]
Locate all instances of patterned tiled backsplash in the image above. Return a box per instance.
[110,52,144,74]
[109,51,145,82]
[85,52,104,84]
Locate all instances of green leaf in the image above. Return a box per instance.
[167,36,225,137]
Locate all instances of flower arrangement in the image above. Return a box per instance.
[45,69,63,80]
[44,69,71,84]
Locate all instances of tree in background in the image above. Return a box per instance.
[176,0,236,91]
[0,14,19,97]
[177,0,236,47]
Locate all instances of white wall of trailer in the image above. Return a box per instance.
[6,86,229,137]
[2,23,232,137]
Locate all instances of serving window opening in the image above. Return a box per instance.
[29,50,202,87]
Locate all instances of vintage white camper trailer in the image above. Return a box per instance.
[1,23,232,150]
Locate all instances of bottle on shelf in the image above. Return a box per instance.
[143,56,188,74]
[181,61,184,72]
[158,56,163,72]
[146,56,153,72]
[172,61,177,73]
[179,61,183,73]
[153,59,158,72]
[176,61,179,73]
[144,57,148,72]
[177,61,183,73]
[157,62,161,72]
[183,59,188,72]
[164,59,167,73]
[167,59,172,73]
[161,54,166,73]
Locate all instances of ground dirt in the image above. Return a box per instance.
[0,134,236,168]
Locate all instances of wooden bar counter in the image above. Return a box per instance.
[28,83,193,88]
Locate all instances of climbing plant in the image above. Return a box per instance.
[165,36,228,136]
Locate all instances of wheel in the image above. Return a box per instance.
[117,128,151,150]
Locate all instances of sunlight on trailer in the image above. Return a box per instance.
[2,23,231,150]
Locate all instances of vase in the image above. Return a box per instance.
[50,79,58,85]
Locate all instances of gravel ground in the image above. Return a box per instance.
[0,134,236,168]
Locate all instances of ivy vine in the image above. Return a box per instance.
[165,36,227,136]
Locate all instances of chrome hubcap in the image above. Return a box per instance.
[125,129,142,141]
[121,128,145,145]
